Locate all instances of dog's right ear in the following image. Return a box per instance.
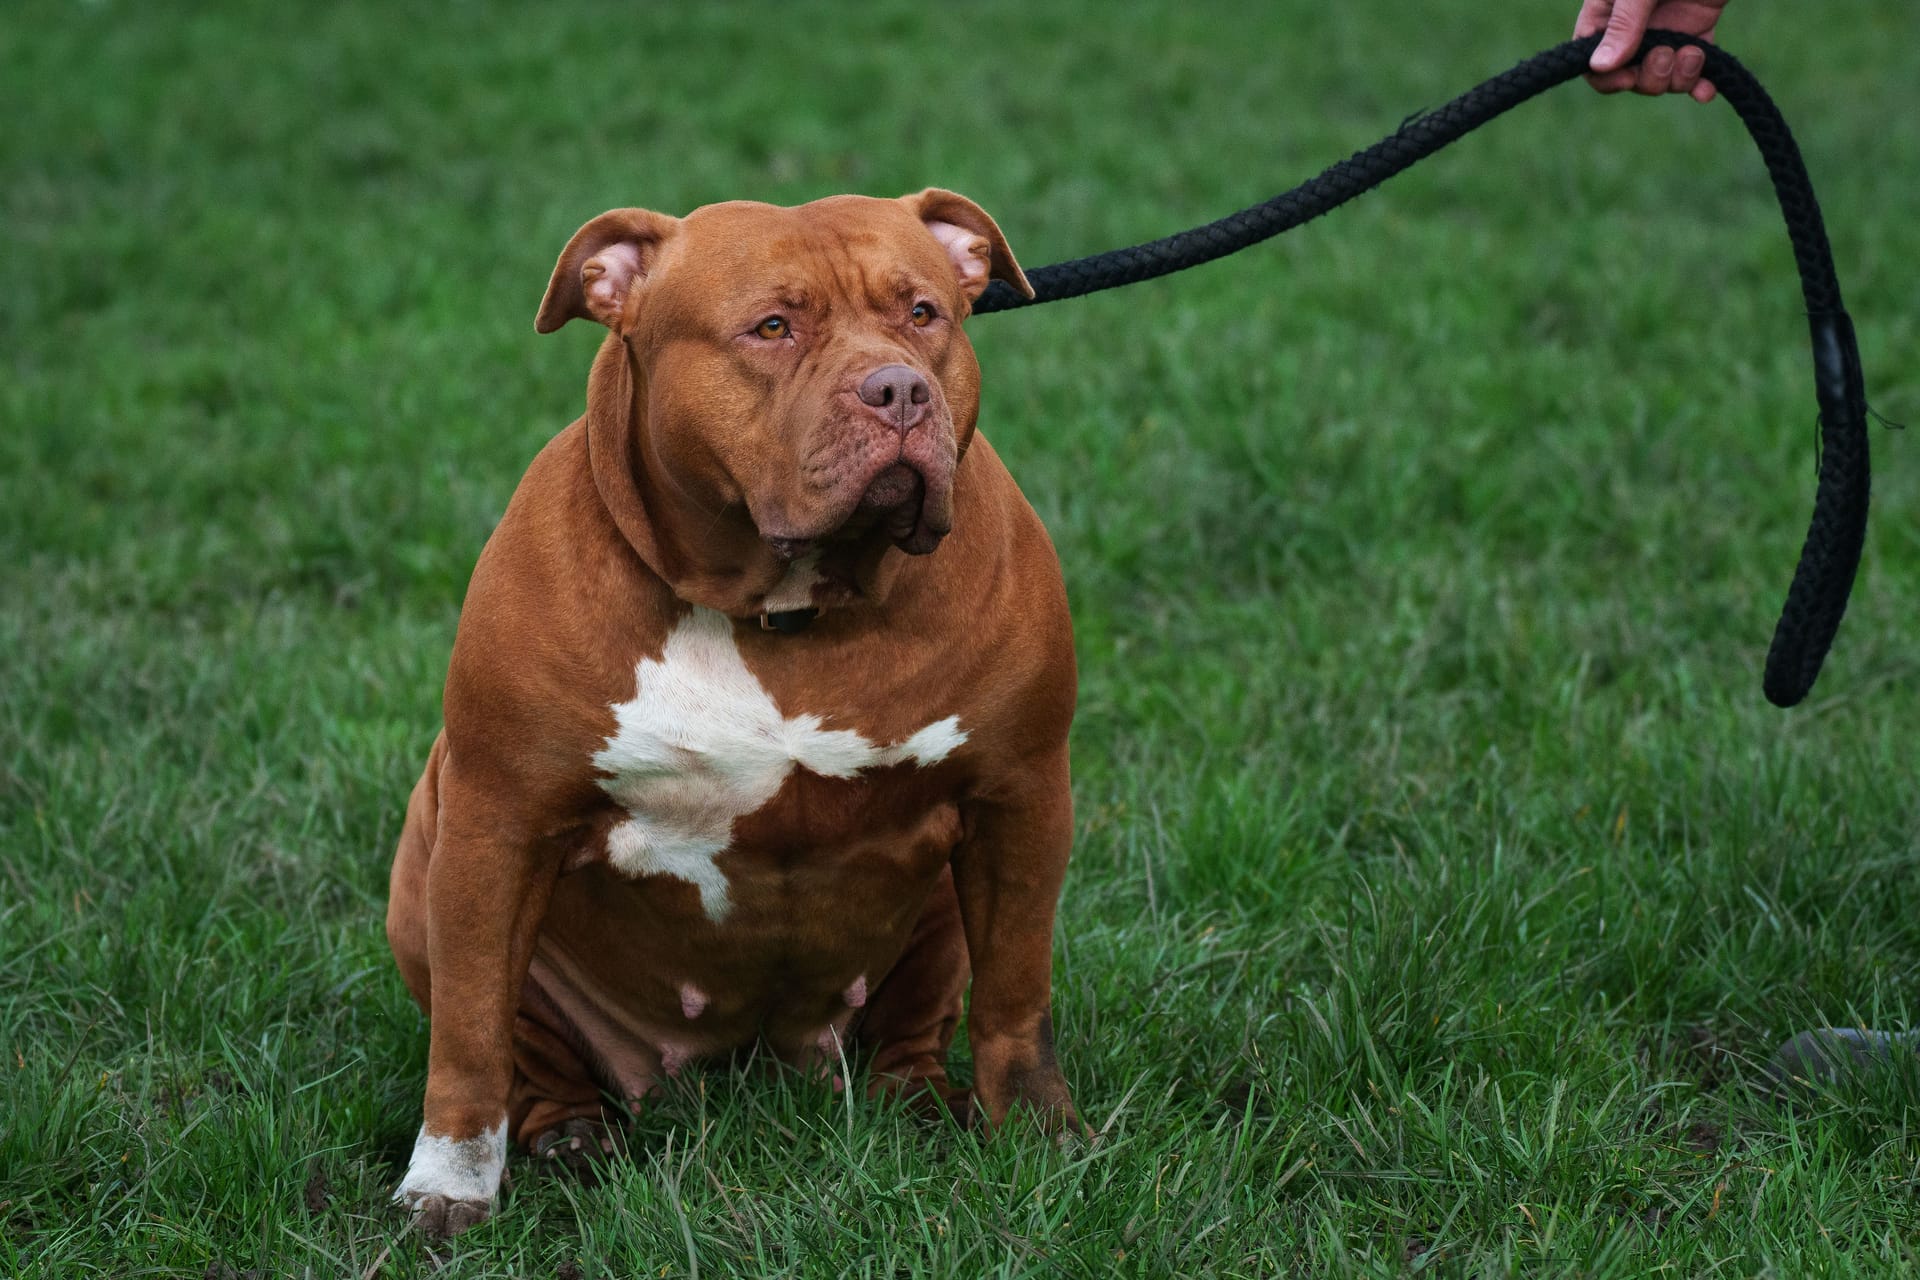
[535,208,681,334]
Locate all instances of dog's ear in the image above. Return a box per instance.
[535,208,682,334]
[902,188,1033,304]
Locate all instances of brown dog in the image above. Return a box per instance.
[385,190,1084,1235]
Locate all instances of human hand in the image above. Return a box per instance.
[1575,0,1732,103]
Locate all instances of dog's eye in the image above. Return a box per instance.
[910,303,935,327]
[754,316,789,340]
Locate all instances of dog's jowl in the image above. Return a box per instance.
[384,191,1085,1235]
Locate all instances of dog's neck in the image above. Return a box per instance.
[584,334,909,623]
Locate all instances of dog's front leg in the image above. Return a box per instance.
[951,744,1088,1138]
[395,789,560,1237]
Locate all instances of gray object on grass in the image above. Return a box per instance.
[1765,1027,1920,1093]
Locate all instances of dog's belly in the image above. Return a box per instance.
[529,767,964,1092]
[518,604,975,1093]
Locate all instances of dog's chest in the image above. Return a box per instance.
[590,607,965,922]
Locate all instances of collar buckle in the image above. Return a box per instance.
[758,607,819,634]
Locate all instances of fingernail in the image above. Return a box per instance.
[1593,40,1620,68]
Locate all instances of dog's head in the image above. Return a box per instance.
[537,191,1030,565]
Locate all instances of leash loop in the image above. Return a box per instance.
[979,32,1871,708]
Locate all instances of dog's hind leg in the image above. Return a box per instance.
[509,1007,617,1179]
[856,865,975,1125]
[385,731,447,1016]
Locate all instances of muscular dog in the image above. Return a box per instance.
[385,190,1084,1235]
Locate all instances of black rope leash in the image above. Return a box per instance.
[978,31,1871,709]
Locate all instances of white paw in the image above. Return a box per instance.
[393,1120,506,1237]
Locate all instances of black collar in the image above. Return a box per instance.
[758,607,819,635]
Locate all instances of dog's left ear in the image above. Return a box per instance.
[535,207,682,334]
[902,188,1034,303]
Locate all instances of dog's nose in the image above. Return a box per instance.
[857,364,931,431]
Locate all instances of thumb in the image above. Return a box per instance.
[1591,0,1655,73]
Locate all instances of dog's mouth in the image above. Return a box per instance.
[858,462,929,545]
[765,459,947,562]
[859,462,922,513]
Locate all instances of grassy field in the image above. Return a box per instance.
[4,1,1918,1274]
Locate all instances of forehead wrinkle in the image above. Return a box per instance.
[800,223,920,313]
[700,212,939,320]
[767,284,812,312]
[804,227,867,314]
[844,258,918,312]
[879,268,920,305]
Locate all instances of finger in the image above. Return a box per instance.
[1635,45,1676,96]
[1573,0,1614,40]
[1670,44,1707,96]
[1585,68,1641,95]
[1692,79,1719,104]
[1592,0,1656,73]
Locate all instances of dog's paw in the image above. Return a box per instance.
[531,1117,614,1183]
[393,1120,507,1237]
[905,1079,980,1130]
[868,1067,979,1130]
[1053,1119,1101,1153]
[403,1191,494,1238]
[935,1084,980,1130]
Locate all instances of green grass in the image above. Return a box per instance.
[4,1,1918,1274]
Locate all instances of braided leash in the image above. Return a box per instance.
[978,31,1870,708]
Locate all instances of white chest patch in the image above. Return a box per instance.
[593,607,967,921]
